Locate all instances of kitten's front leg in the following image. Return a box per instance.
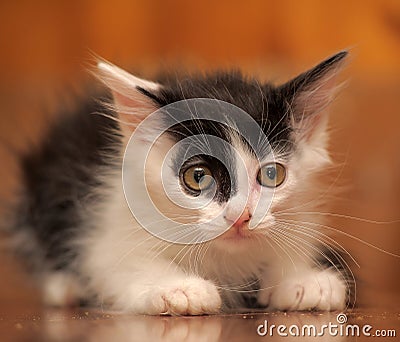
[257,268,347,311]
[128,275,222,315]
[91,261,221,315]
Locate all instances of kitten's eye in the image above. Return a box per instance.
[257,163,286,188]
[182,166,213,192]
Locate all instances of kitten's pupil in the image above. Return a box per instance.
[266,166,276,180]
[182,165,213,192]
[193,168,206,184]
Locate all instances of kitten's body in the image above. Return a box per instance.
[8,52,351,314]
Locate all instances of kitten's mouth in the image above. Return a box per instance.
[219,225,254,241]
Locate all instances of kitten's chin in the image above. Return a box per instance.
[212,226,264,252]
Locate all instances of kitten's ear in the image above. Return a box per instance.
[281,51,348,141]
[96,61,161,134]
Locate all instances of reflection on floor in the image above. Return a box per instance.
[0,309,398,341]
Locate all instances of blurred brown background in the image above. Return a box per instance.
[0,0,399,316]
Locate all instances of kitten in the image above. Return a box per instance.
[8,51,351,314]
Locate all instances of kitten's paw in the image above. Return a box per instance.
[146,277,221,315]
[259,269,347,311]
[43,272,81,307]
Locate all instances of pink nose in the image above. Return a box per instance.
[225,207,251,228]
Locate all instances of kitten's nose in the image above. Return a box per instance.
[224,207,251,228]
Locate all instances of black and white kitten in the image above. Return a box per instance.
[9,51,351,315]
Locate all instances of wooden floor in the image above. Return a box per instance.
[0,309,398,341]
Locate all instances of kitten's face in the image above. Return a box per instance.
[139,106,327,253]
[97,51,347,252]
[158,130,290,247]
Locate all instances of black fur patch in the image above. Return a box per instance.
[14,92,121,269]
[157,71,294,152]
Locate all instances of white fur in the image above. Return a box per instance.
[97,61,159,92]
[258,268,347,311]
[42,62,348,314]
[43,272,82,307]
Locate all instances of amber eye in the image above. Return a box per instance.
[257,163,286,188]
[182,166,213,192]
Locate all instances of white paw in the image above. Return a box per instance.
[144,277,221,315]
[258,269,347,311]
[43,272,81,306]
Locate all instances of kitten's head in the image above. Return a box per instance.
[97,51,347,253]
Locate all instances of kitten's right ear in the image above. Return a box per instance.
[96,61,162,133]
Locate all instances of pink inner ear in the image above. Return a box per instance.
[292,74,344,141]
[295,73,341,116]
[96,61,161,131]
[112,90,159,129]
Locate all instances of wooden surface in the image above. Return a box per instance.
[0,309,399,341]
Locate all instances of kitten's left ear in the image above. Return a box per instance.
[281,51,348,141]
[96,61,162,134]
